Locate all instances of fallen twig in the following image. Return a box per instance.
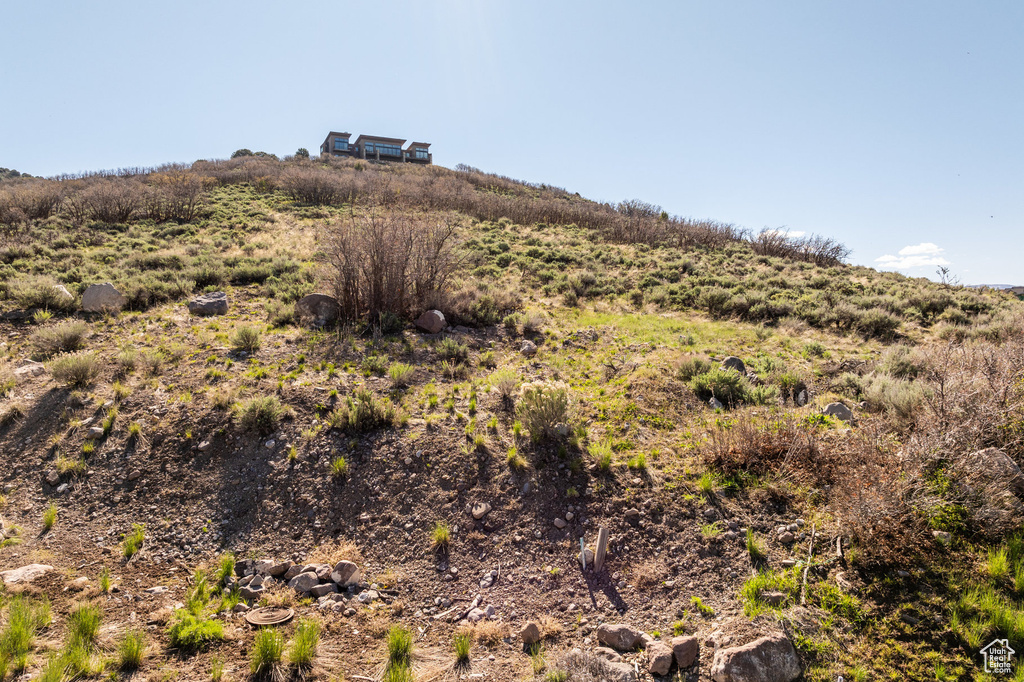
[800,524,816,606]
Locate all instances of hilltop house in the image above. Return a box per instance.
[320,131,431,164]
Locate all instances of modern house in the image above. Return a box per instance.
[320,131,432,164]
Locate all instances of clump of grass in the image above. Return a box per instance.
[746,528,766,562]
[210,656,224,681]
[361,355,389,376]
[42,503,57,532]
[121,523,145,558]
[987,547,1010,582]
[529,644,546,674]
[506,446,527,470]
[589,441,613,472]
[677,356,712,381]
[626,452,647,471]
[387,624,413,668]
[689,367,750,406]
[431,521,451,553]
[117,629,145,670]
[111,380,131,402]
[55,455,86,476]
[453,630,472,663]
[490,368,520,407]
[388,362,415,388]
[237,395,286,434]
[330,455,349,478]
[436,337,468,363]
[231,325,262,353]
[99,567,112,593]
[49,351,100,387]
[101,406,118,436]
[327,389,399,432]
[67,603,101,649]
[690,596,714,617]
[250,627,284,678]
[700,522,723,540]
[0,595,52,675]
[517,381,570,443]
[696,471,716,495]
[740,568,799,618]
[167,609,224,651]
[32,321,89,358]
[287,619,320,669]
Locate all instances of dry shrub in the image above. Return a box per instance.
[537,615,563,639]
[3,275,77,311]
[324,212,462,322]
[750,228,851,266]
[553,650,633,682]
[469,620,507,647]
[145,168,212,222]
[282,165,346,205]
[0,179,63,227]
[631,560,668,589]
[306,538,363,565]
[65,176,145,223]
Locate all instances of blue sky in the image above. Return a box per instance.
[2,1,1021,283]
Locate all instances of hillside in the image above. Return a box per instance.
[1,157,1023,681]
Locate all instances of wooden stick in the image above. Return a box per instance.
[594,527,608,572]
[800,524,816,606]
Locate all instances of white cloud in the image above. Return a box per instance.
[875,242,950,269]
[764,228,806,239]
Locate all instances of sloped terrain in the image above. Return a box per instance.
[1,158,1024,680]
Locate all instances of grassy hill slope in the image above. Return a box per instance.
[0,157,1023,680]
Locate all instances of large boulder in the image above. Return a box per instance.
[81,283,126,313]
[672,635,699,668]
[188,291,228,316]
[0,564,54,584]
[295,294,341,326]
[330,560,361,586]
[721,356,746,374]
[596,623,644,651]
[520,621,541,646]
[964,447,1024,498]
[287,571,320,593]
[823,402,853,422]
[710,633,801,682]
[647,640,674,675]
[560,651,635,682]
[414,310,446,334]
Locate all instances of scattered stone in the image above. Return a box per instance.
[710,632,801,682]
[266,561,292,578]
[14,360,45,381]
[795,389,808,407]
[330,560,361,586]
[466,608,486,623]
[288,571,320,593]
[778,532,794,544]
[127,470,142,481]
[762,592,787,606]
[1,564,54,584]
[295,294,341,326]
[283,565,304,581]
[823,402,853,422]
[624,509,641,526]
[932,530,952,546]
[144,585,168,595]
[594,646,622,663]
[197,440,211,452]
[81,282,126,313]
[187,291,229,316]
[472,502,492,520]
[233,603,250,613]
[520,340,537,357]
[596,623,643,652]
[68,576,90,591]
[357,589,378,603]
[721,356,746,374]
[709,397,724,410]
[85,427,105,439]
[414,310,446,334]
[553,518,567,529]
[520,621,541,646]
[310,583,338,598]
[671,635,699,668]
[44,470,60,486]
[53,284,74,304]
[647,641,674,675]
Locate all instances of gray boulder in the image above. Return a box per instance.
[520,340,538,357]
[53,285,75,305]
[721,356,746,374]
[0,564,54,584]
[964,447,1024,498]
[596,623,643,651]
[310,583,337,598]
[288,571,320,593]
[823,402,853,422]
[710,633,801,682]
[82,283,126,313]
[188,291,228,316]
[414,309,446,334]
[330,560,361,586]
[295,294,341,326]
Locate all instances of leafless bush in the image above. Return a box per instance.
[282,165,346,205]
[324,213,462,321]
[65,176,145,223]
[750,228,852,266]
[145,168,212,222]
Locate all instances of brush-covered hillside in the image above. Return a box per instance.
[1,156,1023,681]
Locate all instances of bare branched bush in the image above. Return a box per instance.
[750,228,852,266]
[66,177,145,223]
[282,165,346,205]
[145,168,212,222]
[324,213,462,322]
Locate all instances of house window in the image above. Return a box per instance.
[333,138,349,151]
[415,148,429,159]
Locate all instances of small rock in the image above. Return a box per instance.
[85,427,105,440]
[778,532,794,544]
[647,640,674,675]
[823,402,853,422]
[520,621,541,646]
[414,309,446,334]
[310,583,338,598]
[288,571,320,593]
[466,608,486,623]
[188,291,229,317]
[596,623,643,651]
[762,591,787,606]
[624,509,641,526]
[709,397,724,410]
[127,470,142,481]
[520,340,537,357]
[553,518,567,529]
[44,470,60,486]
[671,635,700,668]
[932,530,952,546]
[721,356,746,374]
[232,603,250,613]
[295,293,341,326]
[472,502,492,520]
[330,560,361,586]
[81,282,126,313]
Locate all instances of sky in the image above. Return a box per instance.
[1,1,1021,284]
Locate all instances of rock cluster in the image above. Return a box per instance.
[232,558,362,605]
[594,623,700,676]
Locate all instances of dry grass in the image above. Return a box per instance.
[537,615,563,640]
[467,620,508,647]
[631,560,668,589]
[306,538,362,565]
